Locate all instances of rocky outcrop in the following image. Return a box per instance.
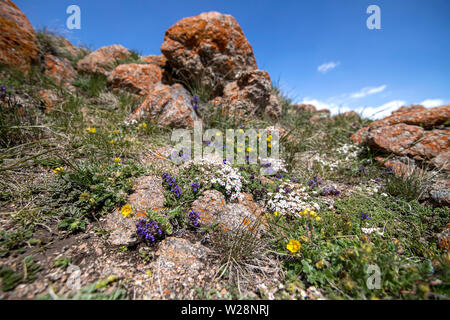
[38,89,61,111]
[130,83,199,128]
[105,176,165,246]
[0,0,39,72]
[141,55,167,67]
[43,53,76,88]
[77,45,131,75]
[213,70,282,118]
[392,104,426,115]
[161,11,281,119]
[191,190,264,232]
[352,105,450,171]
[161,11,257,89]
[107,63,162,95]
[147,237,215,299]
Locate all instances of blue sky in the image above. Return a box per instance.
[15,0,450,118]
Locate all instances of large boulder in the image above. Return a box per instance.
[352,105,450,171]
[0,0,39,72]
[43,53,77,88]
[77,44,131,75]
[161,12,281,119]
[130,83,198,128]
[107,63,162,95]
[161,11,257,90]
[141,54,167,67]
[214,70,282,118]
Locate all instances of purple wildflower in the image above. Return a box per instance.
[136,218,162,242]
[321,187,341,196]
[307,176,322,188]
[0,85,6,99]
[186,210,201,227]
[359,165,368,175]
[191,182,201,192]
[191,95,200,111]
[360,211,371,220]
[162,172,183,198]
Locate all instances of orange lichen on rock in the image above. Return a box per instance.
[0,0,39,72]
[352,105,450,171]
[77,44,131,75]
[44,53,77,87]
[107,63,162,95]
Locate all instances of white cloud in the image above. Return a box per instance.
[350,85,387,99]
[356,100,406,119]
[299,98,406,120]
[317,61,340,74]
[419,99,444,108]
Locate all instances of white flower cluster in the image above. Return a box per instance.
[123,119,138,126]
[266,182,320,217]
[300,143,362,172]
[335,144,360,162]
[211,163,246,201]
[184,158,247,201]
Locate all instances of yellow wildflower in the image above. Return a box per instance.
[286,239,301,253]
[114,157,121,163]
[145,270,152,276]
[87,128,96,133]
[239,129,244,133]
[52,167,64,174]
[257,133,261,138]
[109,140,114,144]
[274,211,278,217]
[142,122,147,128]
[121,204,132,217]
[315,216,322,222]
[237,147,242,153]
[246,147,252,152]
[113,130,120,134]
[80,192,89,200]
[268,144,272,148]
[216,132,221,136]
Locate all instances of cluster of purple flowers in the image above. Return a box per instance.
[191,95,200,111]
[162,172,182,198]
[136,218,162,242]
[186,210,201,227]
[260,162,272,168]
[191,182,201,192]
[321,186,341,196]
[360,211,371,220]
[358,165,368,175]
[307,176,322,188]
[254,187,267,195]
[0,85,6,100]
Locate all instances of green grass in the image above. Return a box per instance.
[266,194,449,299]
[1,61,448,300]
